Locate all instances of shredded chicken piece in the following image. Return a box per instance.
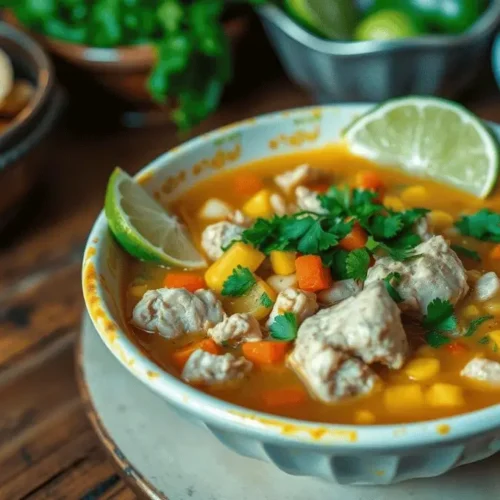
[274,164,320,195]
[317,279,362,306]
[475,272,500,302]
[208,313,262,345]
[266,288,318,328]
[461,358,500,386]
[295,186,327,214]
[201,222,244,261]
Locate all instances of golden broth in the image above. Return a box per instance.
[124,145,500,425]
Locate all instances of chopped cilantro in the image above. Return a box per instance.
[366,236,418,262]
[221,266,256,297]
[463,315,493,337]
[328,248,350,280]
[383,272,403,303]
[366,213,403,240]
[423,298,457,348]
[478,336,490,345]
[260,292,273,308]
[346,248,371,281]
[494,342,499,352]
[455,209,500,242]
[451,244,481,262]
[269,312,298,341]
[399,208,430,227]
[297,220,339,254]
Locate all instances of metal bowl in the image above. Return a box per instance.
[257,2,500,103]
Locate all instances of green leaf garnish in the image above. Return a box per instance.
[455,209,500,242]
[478,336,490,345]
[383,272,403,303]
[346,248,371,281]
[367,214,403,240]
[260,292,273,308]
[463,315,493,337]
[426,331,452,348]
[221,266,256,297]
[423,298,457,348]
[269,312,298,341]
[451,244,481,262]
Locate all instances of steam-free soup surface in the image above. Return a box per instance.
[125,146,500,425]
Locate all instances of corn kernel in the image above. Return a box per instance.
[384,384,424,412]
[415,345,438,358]
[426,383,465,407]
[204,242,265,293]
[128,284,148,298]
[488,330,500,348]
[382,195,405,212]
[400,185,428,206]
[354,410,376,424]
[270,251,296,276]
[403,358,440,381]
[428,210,454,230]
[485,300,500,315]
[242,189,274,218]
[462,305,480,319]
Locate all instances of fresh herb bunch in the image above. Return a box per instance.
[12,0,261,130]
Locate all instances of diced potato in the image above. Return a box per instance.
[462,304,480,319]
[266,274,298,293]
[128,284,148,299]
[354,410,376,424]
[270,251,296,276]
[384,384,424,412]
[426,383,465,407]
[404,358,440,381]
[198,198,233,220]
[400,185,428,205]
[225,280,277,320]
[489,330,500,348]
[382,195,405,212]
[428,210,454,229]
[204,242,265,293]
[242,189,274,218]
[485,300,500,315]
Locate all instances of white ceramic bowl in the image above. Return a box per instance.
[82,104,500,485]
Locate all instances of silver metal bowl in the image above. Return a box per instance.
[257,2,500,103]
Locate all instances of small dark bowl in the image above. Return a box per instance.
[0,22,64,230]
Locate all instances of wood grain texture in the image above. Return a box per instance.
[1,17,499,497]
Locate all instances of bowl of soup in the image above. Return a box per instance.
[83,103,500,485]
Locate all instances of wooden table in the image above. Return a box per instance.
[1,31,500,497]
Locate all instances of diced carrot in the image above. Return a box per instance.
[309,182,330,194]
[171,338,221,370]
[490,244,500,260]
[339,222,368,251]
[446,341,469,355]
[356,170,385,200]
[295,254,332,292]
[233,173,264,197]
[164,272,206,293]
[261,386,308,408]
[241,341,290,365]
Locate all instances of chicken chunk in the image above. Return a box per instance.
[365,235,469,316]
[289,343,379,403]
[475,272,500,302]
[270,193,287,216]
[201,222,244,261]
[317,279,362,306]
[132,288,225,339]
[274,164,320,195]
[208,313,262,345]
[266,288,318,328]
[182,350,252,385]
[414,215,432,241]
[461,358,500,387]
[293,281,408,370]
[227,210,252,227]
[295,186,327,214]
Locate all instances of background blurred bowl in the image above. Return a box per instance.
[257,2,500,103]
[0,21,64,231]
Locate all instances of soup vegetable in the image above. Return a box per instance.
[111,142,500,426]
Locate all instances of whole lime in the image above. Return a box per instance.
[355,9,425,41]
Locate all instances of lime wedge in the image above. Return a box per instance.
[285,0,359,39]
[344,97,499,198]
[105,168,207,269]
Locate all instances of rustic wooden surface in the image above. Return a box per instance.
[1,20,500,498]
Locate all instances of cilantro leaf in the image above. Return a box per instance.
[423,298,457,334]
[280,216,315,241]
[241,218,280,253]
[366,236,418,261]
[399,208,430,228]
[328,248,350,280]
[367,213,403,240]
[426,331,452,348]
[463,315,493,337]
[390,231,422,249]
[346,248,371,281]
[297,221,339,254]
[451,244,481,262]
[221,266,256,297]
[478,336,490,345]
[383,272,403,303]
[260,292,274,308]
[455,209,500,242]
[269,312,298,341]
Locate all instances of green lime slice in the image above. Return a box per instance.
[284,0,359,39]
[344,97,499,198]
[354,10,425,41]
[105,168,207,269]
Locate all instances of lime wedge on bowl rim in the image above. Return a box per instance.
[105,168,206,269]
[343,96,499,198]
